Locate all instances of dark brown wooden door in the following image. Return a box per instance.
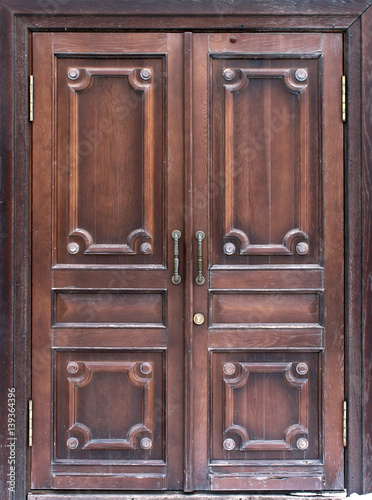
[31,32,185,491]
[31,32,344,493]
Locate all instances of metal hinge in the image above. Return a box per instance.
[343,400,347,447]
[29,75,33,122]
[28,400,33,447]
[342,75,346,122]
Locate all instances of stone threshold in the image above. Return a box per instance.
[28,491,347,500]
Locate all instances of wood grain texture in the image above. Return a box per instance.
[345,17,363,495]
[362,4,372,494]
[2,0,371,16]
[17,14,362,30]
[321,34,345,490]
[0,3,14,497]
[211,268,323,290]
[210,34,321,267]
[184,31,194,492]
[55,48,165,266]
[54,291,165,326]
[211,352,320,485]
[13,15,30,500]
[212,292,320,325]
[55,353,163,461]
[209,327,323,350]
[31,33,55,488]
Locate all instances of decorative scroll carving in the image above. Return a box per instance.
[67,361,153,450]
[67,67,155,254]
[223,362,309,451]
[222,68,309,255]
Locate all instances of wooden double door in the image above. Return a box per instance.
[31,32,344,493]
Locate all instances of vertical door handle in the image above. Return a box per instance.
[171,230,182,284]
[195,230,205,285]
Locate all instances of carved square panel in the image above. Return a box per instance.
[54,56,165,266]
[54,351,165,462]
[211,57,321,265]
[211,352,320,462]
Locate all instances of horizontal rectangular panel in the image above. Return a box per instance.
[52,473,166,490]
[211,292,320,325]
[210,268,323,291]
[55,350,165,462]
[54,291,164,326]
[209,327,323,350]
[209,473,322,491]
[208,33,323,54]
[52,329,167,348]
[53,33,168,54]
[52,269,167,289]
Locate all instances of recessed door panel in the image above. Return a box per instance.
[211,352,319,461]
[211,57,320,264]
[55,351,164,462]
[55,56,165,265]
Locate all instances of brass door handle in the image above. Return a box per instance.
[195,230,205,285]
[171,230,181,284]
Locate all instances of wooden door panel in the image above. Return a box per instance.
[56,56,164,265]
[210,352,321,490]
[53,291,165,327]
[211,292,320,325]
[191,33,343,491]
[212,56,319,265]
[211,353,319,458]
[32,32,184,491]
[55,351,164,460]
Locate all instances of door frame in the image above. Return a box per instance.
[0,0,371,497]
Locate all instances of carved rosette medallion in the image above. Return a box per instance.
[295,68,308,82]
[223,363,236,376]
[140,242,152,255]
[297,437,309,450]
[68,68,80,80]
[67,242,80,255]
[296,363,309,375]
[140,437,152,449]
[296,242,309,255]
[223,438,236,451]
[67,362,79,374]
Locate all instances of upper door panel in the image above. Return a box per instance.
[54,40,166,267]
[210,35,322,266]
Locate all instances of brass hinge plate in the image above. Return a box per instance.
[29,75,33,122]
[28,400,32,447]
[343,400,347,447]
[342,75,346,122]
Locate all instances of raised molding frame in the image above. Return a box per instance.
[0,0,371,497]
[67,67,154,255]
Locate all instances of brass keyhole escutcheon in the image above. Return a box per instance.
[193,313,205,325]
